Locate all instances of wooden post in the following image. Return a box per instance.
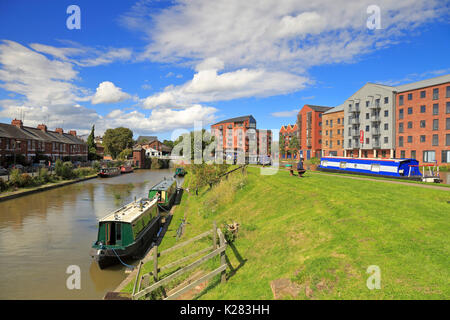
[219,230,226,283]
[132,260,143,297]
[153,246,158,282]
[213,221,217,250]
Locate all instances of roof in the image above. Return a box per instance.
[137,136,158,143]
[304,105,333,112]
[212,115,256,126]
[150,177,176,191]
[161,144,172,152]
[394,74,450,92]
[323,104,345,114]
[99,197,158,223]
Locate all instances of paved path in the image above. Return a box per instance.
[310,171,450,191]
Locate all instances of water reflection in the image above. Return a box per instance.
[0,169,175,299]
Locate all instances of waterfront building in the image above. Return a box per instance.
[279,124,298,160]
[296,105,332,160]
[322,104,345,157]
[394,74,450,165]
[0,119,88,166]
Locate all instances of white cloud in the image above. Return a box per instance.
[91,81,131,104]
[271,109,300,118]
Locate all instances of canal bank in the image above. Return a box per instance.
[0,169,178,299]
[0,175,98,203]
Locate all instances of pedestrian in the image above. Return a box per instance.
[297,157,306,177]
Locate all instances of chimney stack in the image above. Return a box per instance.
[37,124,47,132]
[11,119,23,128]
[69,130,77,136]
[55,128,64,134]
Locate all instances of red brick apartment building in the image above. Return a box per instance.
[296,105,332,160]
[279,124,298,159]
[0,119,88,166]
[322,105,345,157]
[395,75,450,165]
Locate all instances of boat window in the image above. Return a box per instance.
[339,162,347,169]
[371,164,380,172]
[321,160,328,167]
[116,223,121,241]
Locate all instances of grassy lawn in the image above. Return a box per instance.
[124,166,450,299]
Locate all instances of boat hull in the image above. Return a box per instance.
[90,215,162,269]
[317,167,423,181]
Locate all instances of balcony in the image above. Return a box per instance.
[371,127,381,135]
[373,140,381,148]
[351,129,360,137]
[370,113,381,122]
[349,105,360,113]
[369,102,381,109]
[348,141,360,149]
[350,118,360,125]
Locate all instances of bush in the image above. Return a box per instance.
[55,160,75,180]
[0,179,8,192]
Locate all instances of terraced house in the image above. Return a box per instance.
[395,74,450,165]
[0,119,88,166]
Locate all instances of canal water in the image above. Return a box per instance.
[0,169,179,300]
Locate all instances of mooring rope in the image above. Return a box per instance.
[111,247,135,269]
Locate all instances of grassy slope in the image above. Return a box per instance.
[126,166,450,299]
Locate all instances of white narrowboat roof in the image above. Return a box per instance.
[99,197,158,224]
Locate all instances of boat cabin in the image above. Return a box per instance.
[148,178,177,207]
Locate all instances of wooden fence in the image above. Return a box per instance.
[132,222,227,300]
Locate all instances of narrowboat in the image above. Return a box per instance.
[120,165,134,174]
[148,177,178,210]
[174,167,186,177]
[90,197,161,269]
[318,156,441,182]
[98,167,121,178]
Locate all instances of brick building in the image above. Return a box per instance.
[296,105,332,160]
[136,136,172,156]
[395,75,450,165]
[322,105,345,157]
[0,119,88,166]
[279,124,298,159]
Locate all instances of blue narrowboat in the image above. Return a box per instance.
[318,156,440,182]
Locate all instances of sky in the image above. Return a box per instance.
[0,0,449,141]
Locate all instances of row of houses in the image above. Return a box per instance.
[280,74,450,165]
[0,119,88,166]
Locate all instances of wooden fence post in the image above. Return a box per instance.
[153,246,158,282]
[213,221,217,250]
[219,230,226,283]
[132,260,143,297]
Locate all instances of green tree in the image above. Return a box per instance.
[162,139,174,148]
[87,125,97,160]
[279,132,286,155]
[289,134,300,157]
[118,148,132,160]
[103,127,134,159]
[174,129,215,161]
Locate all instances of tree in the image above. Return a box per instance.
[289,134,300,158]
[173,129,215,161]
[162,139,174,148]
[279,132,286,155]
[103,127,134,159]
[87,125,97,161]
[118,148,132,160]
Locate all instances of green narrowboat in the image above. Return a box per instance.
[90,197,161,269]
[174,167,186,177]
[148,177,178,210]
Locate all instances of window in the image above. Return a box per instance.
[326,130,328,136]
[384,137,388,144]
[432,134,439,146]
[398,136,404,147]
[399,122,404,133]
[355,103,359,109]
[366,125,370,131]
[330,130,333,138]
[433,88,439,100]
[420,135,426,143]
[447,102,450,114]
[337,129,340,135]
[420,90,426,98]
[446,134,450,146]
[407,107,412,115]
[364,151,368,158]
[337,140,340,145]
[384,97,389,104]
[423,151,436,163]
[433,104,439,115]
[433,119,439,131]
[407,93,413,100]
[399,95,404,106]
[407,121,413,129]
[407,136,413,143]
[400,150,406,158]
[366,138,370,144]
[330,120,333,127]
[420,120,426,128]
[411,150,416,159]
[366,113,369,119]
[420,105,426,113]
[399,109,404,119]
[447,86,450,98]
[384,123,388,130]
[366,101,370,107]
[384,110,388,117]
[330,141,333,148]
[326,120,329,125]
[337,118,340,124]
[447,118,450,130]
[442,150,450,163]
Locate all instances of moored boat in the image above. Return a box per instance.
[174,167,186,177]
[90,197,161,269]
[148,177,178,210]
[121,165,134,174]
[318,156,441,182]
[98,167,121,178]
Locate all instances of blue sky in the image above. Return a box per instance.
[0,0,449,140]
